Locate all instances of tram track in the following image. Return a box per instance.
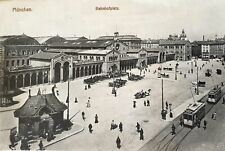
[139,84,225,151]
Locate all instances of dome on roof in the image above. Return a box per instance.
[44,35,66,45]
[3,34,40,45]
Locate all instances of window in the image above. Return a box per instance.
[27,60,29,65]
[12,60,14,66]
[22,60,25,65]
[17,60,20,66]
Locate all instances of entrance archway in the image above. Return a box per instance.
[10,76,16,90]
[17,74,23,88]
[31,73,36,86]
[54,62,61,83]
[80,67,84,77]
[38,72,43,84]
[111,64,117,72]
[85,66,88,76]
[92,66,95,75]
[89,66,92,75]
[76,67,80,78]
[24,73,30,87]
[63,62,69,81]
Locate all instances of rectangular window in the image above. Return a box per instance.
[12,60,14,66]
[22,60,25,65]
[17,60,20,66]
[27,60,29,65]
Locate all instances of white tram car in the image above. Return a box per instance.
[183,102,205,128]
[208,86,222,103]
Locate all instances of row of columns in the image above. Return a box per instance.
[8,70,49,90]
[73,64,102,79]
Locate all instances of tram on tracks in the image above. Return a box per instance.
[208,86,222,103]
[183,102,205,128]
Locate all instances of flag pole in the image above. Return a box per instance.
[67,79,70,121]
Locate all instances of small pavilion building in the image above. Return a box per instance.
[14,90,67,138]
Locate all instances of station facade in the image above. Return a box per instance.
[0,34,175,97]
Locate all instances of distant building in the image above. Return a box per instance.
[97,32,142,49]
[159,39,191,61]
[141,39,160,49]
[159,29,191,61]
[191,41,202,58]
[14,90,67,138]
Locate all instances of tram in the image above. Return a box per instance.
[183,102,205,128]
[208,86,222,103]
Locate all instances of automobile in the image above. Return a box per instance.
[128,74,144,81]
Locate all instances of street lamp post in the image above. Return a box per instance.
[196,66,199,95]
[161,79,167,120]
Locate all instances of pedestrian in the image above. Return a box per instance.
[87,99,91,108]
[88,84,91,89]
[88,124,93,133]
[211,112,214,119]
[133,101,136,108]
[170,111,173,118]
[39,140,44,150]
[203,120,207,130]
[179,116,183,127]
[85,85,87,90]
[74,97,78,103]
[136,122,140,132]
[82,112,85,121]
[213,112,217,120]
[116,136,121,149]
[56,90,59,96]
[144,101,146,106]
[111,120,117,130]
[95,114,99,123]
[140,128,144,140]
[166,101,168,110]
[119,122,123,133]
[171,124,176,135]
[114,90,117,97]
[147,100,150,106]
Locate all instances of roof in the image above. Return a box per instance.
[120,55,137,60]
[97,35,141,41]
[193,40,225,45]
[0,34,40,45]
[145,48,165,53]
[159,39,190,45]
[30,51,60,60]
[127,48,147,53]
[78,49,112,55]
[14,93,67,118]
[184,102,205,114]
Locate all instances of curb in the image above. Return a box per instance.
[44,125,84,148]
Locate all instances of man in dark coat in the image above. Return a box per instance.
[203,120,207,130]
[133,101,136,108]
[116,136,121,149]
[136,122,140,132]
[171,124,176,135]
[88,124,93,133]
[95,114,99,123]
[140,128,144,140]
[147,100,150,106]
[39,140,44,150]
[82,112,85,121]
[119,122,123,132]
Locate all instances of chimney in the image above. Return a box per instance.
[203,35,205,41]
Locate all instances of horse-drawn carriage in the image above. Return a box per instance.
[161,73,169,78]
[134,90,150,99]
[128,74,144,81]
[163,67,173,71]
[109,79,127,88]
[205,69,212,77]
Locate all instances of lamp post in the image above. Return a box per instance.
[161,79,167,120]
[175,64,177,80]
[66,79,70,120]
[196,66,199,95]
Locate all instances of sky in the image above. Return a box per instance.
[0,0,225,41]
